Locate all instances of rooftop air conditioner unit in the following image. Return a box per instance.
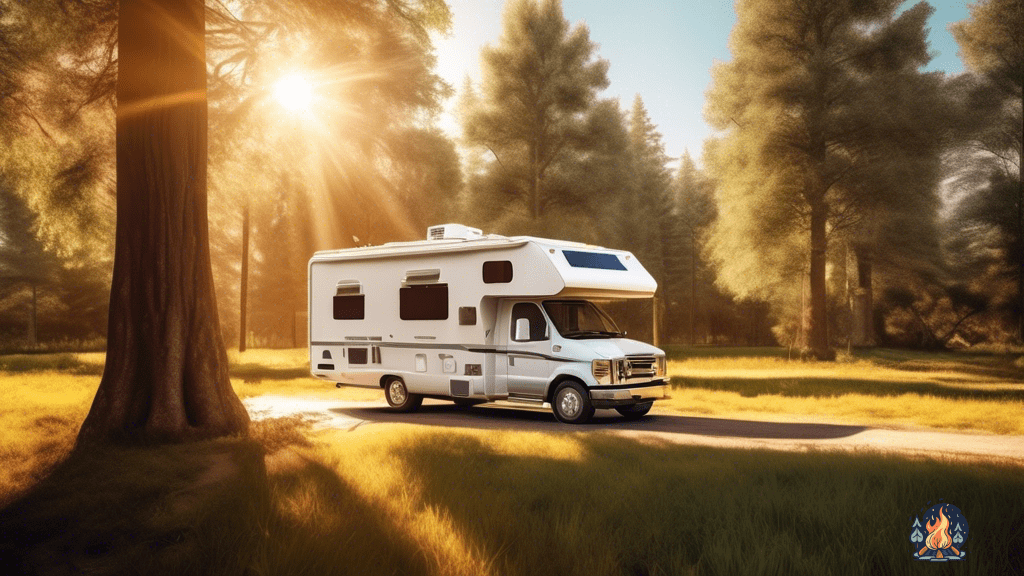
[427,224,483,241]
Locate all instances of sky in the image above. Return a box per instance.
[432,0,973,168]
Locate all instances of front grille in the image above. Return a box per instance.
[626,354,657,377]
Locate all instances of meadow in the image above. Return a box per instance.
[1,347,1022,575]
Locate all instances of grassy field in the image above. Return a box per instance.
[662,347,1024,435]
[1,345,1021,500]
[2,419,1022,575]
[1,347,1022,574]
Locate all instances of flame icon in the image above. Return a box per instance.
[926,506,953,551]
[913,502,968,561]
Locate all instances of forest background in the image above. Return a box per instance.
[0,0,1020,360]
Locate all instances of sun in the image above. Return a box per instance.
[273,73,314,112]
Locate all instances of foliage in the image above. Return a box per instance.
[949,0,1023,341]
[460,0,610,223]
[705,0,946,357]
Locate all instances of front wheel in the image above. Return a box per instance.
[615,401,653,420]
[384,377,422,412]
[552,381,594,424]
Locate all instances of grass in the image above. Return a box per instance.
[2,420,1022,575]
[1,347,1023,574]
[0,349,375,504]
[663,347,1024,435]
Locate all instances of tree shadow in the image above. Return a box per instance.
[0,424,433,575]
[672,376,1024,402]
[332,404,868,440]
[230,363,313,381]
[382,431,1024,576]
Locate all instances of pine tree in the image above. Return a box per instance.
[705,0,938,359]
[462,0,609,221]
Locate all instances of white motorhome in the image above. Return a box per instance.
[307,224,667,424]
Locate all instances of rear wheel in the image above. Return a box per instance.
[384,377,422,412]
[615,401,653,420]
[552,381,594,424]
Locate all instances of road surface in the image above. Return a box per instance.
[244,396,1024,465]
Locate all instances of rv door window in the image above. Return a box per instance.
[482,260,513,283]
[400,284,449,320]
[510,303,548,342]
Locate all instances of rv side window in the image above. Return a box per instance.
[333,295,365,320]
[400,284,449,320]
[510,303,548,342]
[482,260,513,284]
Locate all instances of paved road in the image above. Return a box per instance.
[244,396,1024,465]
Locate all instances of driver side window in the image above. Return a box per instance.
[510,303,548,342]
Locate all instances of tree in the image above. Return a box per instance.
[705,0,937,359]
[78,0,249,443]
[0,185,61,346]
[462,0,609,221]
[673,152,716,344]
[951,0,1023,341]
[623,96,674,343]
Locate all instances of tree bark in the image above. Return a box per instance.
[852,246,875,347]
[239,203,249,352]
[805,199,834,360]
[78,0,249,444]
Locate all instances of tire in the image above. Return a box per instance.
[615,401,653,420]
[384,377,422,412]
[551,381,594,424]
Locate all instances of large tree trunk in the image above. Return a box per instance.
[78,0,249,444]
[805,199,834,360]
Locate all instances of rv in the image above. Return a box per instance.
[307,224,667,424]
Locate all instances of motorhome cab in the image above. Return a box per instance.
[307,224,667,424]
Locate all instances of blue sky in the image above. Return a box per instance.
[433,0,972,168]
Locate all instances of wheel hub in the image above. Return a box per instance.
[559,390,581,417]
[389,381,406,404]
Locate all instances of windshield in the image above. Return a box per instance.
[542,300,622,339]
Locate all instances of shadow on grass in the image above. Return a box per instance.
[332,404,868,439]
[672,376,1024,402]
[0,423,433,576]
[229,363,312,381]
[387,431,1024,576]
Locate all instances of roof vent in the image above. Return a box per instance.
[427,224,483,241]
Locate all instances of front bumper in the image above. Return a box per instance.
[588,381,667,408]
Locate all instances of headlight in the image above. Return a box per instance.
[656,355,666,377]
[592,359,612,385]
[616,358,629,381]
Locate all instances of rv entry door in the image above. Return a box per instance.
[500,302,553,400]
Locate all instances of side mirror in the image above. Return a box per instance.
[514,318,530,341]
